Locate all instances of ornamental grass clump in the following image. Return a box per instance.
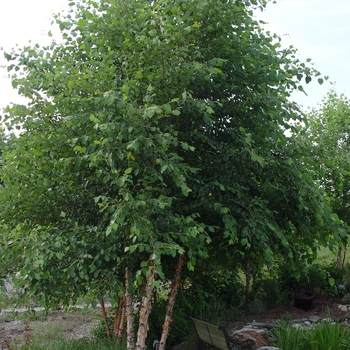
[273,318,350,350]
[307,321,350,350]
[272,319,304,350]
[23,338,125,350]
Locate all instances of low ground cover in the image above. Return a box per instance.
[273,318,350,350]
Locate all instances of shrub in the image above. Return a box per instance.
[341,293,350,304]
[277,262,344,298]
[251,278,292,310]
[91,311,114,339]
[183,269,245,318]
[307,263,344,297]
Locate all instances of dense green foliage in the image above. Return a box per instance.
[302,92,350,223]
[297,92,350,258]
[0,0,342,347]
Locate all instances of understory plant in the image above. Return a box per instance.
[273,318,350,350]
[22,338,125,350]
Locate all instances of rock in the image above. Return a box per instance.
[3,280,14,297]
[308,316,320,322]
[292,318,309,324]
[340,305,348,312]
[240,327,268,336]
[256,347,282,350]
[231,329,269,350]
[250,322,275,330]
[266,336,275,344]
[342,320,349,326]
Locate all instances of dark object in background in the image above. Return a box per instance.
[294,290,314,311]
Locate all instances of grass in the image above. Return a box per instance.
[22,338,126,350]
[315,246,350,266]
[0,289,110,350]
[273,318,350,350]
[1,311,126,350]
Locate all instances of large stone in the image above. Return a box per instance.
[308,316,321,322]
[231,329,269,350]
[256,347,282,350]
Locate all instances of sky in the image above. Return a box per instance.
[0,0,349,116]
[257,0,350,110]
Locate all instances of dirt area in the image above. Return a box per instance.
[1,296,350,347]
[0,307,99,347]
[227,296,350,330]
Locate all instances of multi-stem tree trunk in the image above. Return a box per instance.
[125,267,135,350]
[100,298,111,339]
[136,262,156,350]
[158,254,185,350]
[113,297,122,337]
[113,295,126,343]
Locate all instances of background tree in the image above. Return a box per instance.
[298,91,350,268]
[0,0,339,348]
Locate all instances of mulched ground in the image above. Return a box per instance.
[227,296,350,330]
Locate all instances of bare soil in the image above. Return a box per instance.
[227,296,350,330]
[0,308,99,347]
[1,297,349,347]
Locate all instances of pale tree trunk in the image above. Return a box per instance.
[113,295,126,343]
[113,297,121,337]
[125,267,135,350]
[100,298,111,339]
[136,263,156,350]
[158,254,185,350]
[117,295,126,343]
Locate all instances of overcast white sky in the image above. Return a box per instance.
[0,0,349,115]
[257,0,350,110]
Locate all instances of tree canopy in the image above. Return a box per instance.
[0,0,340,348]
[297,91,350,266]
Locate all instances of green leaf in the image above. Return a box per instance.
[192,22,202,28]
[305,76,312,84]
[77,19,89,27]
[129,245,137,253]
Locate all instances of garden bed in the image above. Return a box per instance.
[2,296,349,349]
